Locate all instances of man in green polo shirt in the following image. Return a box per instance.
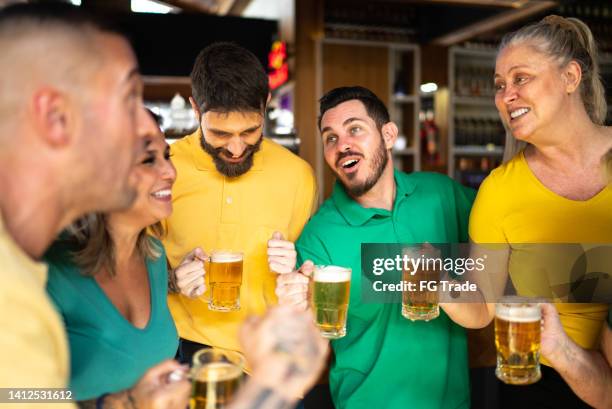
[276,86,475,409]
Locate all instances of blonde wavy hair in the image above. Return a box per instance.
[66,213,164,277]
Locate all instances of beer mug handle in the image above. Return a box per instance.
[194,258,212,303]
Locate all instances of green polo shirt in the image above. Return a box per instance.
[297,170,475,409]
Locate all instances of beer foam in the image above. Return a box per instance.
[314,266,351,282]
[496,303,541,322]
[211,252,242,263]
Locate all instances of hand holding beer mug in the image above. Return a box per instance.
[402,246,440,321]
[275,260,314,311]
[311,265,352,339]
[495,297,542,385]
[208,251,244,312]
[190,348,245,409]
[174,247,208,298]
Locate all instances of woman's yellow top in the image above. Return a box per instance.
[469,151,610,362]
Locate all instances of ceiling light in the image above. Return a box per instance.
[420,83,438,93]
[131,0,175,14]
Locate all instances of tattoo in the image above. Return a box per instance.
[167,258,179,293]
[271,320,322,379]
[250,388,293,409]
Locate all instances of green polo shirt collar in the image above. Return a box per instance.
[331,169,417,226]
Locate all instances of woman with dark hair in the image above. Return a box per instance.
[45,114,194,408]
[444,15,611,409]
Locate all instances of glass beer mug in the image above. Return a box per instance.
[310,265,352,339]
[207,251,243,312]
[401,246,440,321]
[190,348,245,409]
[495,297,542,385]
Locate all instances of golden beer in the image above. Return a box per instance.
[208,251,243,312]
[191,348,244,409]
[311,266,351,339]
[401,250,439,321]
[495,299,541,385]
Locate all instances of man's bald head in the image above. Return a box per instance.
[0,3,117,136]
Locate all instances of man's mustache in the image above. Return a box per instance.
[336,150,364,167]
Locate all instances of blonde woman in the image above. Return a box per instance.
[444,15,612,409]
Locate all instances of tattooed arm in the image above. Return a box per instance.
[234,305,329,409]
[227,382,295,409]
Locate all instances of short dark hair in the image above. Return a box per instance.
[191,42,269,114]
[318,86,390,131]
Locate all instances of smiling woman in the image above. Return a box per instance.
[460,14,612,409]
[42,113,194,407]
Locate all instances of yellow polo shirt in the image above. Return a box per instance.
[0,214,74,408]
[163,130,317,353]
[470,151,610,363]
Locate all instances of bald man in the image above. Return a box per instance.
[0,3,166,403]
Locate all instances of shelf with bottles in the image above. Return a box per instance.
[454,113,504,147]
[417,101,445,172]
[451,47,496,100]
[448,45,503,187]
[389,44,421,171]
[452,145,503,156]
[557,2,612,52]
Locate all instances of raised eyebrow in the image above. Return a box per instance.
[343,117,365,127]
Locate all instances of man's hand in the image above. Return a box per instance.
[239,306,329,400]
[174,248,207,298]
[267,232,297,274]
[275,261,314,311]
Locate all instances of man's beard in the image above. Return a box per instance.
[336,137,388,198]
[200,132,263,178]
